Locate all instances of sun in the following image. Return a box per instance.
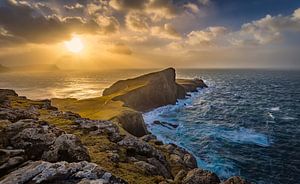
[65,36,84,53]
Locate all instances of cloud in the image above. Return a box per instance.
[0,0,119,44]
[95,15,120,34]
[125,12,150,32]
[184,3,200,13]
[108,43,132,55]
[151,24,182,40]
[293,8,300,19]
[109,0,148,11]
[230,8,300,46]
[186,26,228,46]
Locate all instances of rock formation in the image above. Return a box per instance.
[0,69,251,183]
[103,68,207,112]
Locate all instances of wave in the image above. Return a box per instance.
[218,127,271,147]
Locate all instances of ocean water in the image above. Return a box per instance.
[0,69,299,183]
[144,69,300,184]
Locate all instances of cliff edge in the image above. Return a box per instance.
[103,68,207,112]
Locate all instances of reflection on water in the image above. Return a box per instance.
[0,70,155,99]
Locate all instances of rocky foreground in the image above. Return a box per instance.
[0,68,250,184]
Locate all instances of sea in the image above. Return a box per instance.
[0,69,299,184]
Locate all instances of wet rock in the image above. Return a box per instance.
[182,168,220,184]
[176,78,208,92]
[42,134,90,162]
[140,134,157,142]
[222,176,251,184]
[183,154,197,169]
[153,120,179,129]
[0,161,127,184]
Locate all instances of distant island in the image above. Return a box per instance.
[0,64,60,73]
[0,68,249,184]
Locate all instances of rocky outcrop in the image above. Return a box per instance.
[0,161,127,184]
[0,71,251,184]
[182,168,221,184]
[114,110,148,137]
[103,68,196,111]
[176,78,208,92]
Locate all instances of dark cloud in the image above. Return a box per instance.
[0,0,114,44]
[109,0,148,11]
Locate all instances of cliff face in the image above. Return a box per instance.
[103,68,206,112]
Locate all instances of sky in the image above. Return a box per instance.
[0,0,300,69]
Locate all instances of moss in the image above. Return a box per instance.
[9,96,44,109]
[6,95,166,183]
[51,97,133,121]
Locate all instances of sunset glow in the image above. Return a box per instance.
[65,37,84,53]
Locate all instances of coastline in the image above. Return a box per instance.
[0,68,250,184]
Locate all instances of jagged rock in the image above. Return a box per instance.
[222,176,250,184]
[153,120,179,129]
[147,157,172,179]
[176,79,208,93]
[134,161,158,176]
[182,168,220,184]
[0,149,26,176]
[174,170,188,183]
[118,135,167,165]
[103,68,187,111]
[42,134,90,162]
[75,119,123,142]
[162,143,197,174]
[0,161,127,184]
[1,119,63,159]
[183,154,197,169]
[140,134,157,142]
[0,108,36,122]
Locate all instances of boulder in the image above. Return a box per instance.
[118,135,167,165]
[0,161,127,184]
[42,134,90,162]
[147,157,172,179]
[134,161,158,176]
[114,110,148,137]
[75,118,123,142]
[182,168,220,184]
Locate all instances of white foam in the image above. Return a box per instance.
[219,128,271,147]
[270,107,280,111]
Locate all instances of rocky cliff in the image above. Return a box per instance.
[103,68,207,112]
[0,69,251,183]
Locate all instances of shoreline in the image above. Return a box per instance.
[0,68,250,184]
